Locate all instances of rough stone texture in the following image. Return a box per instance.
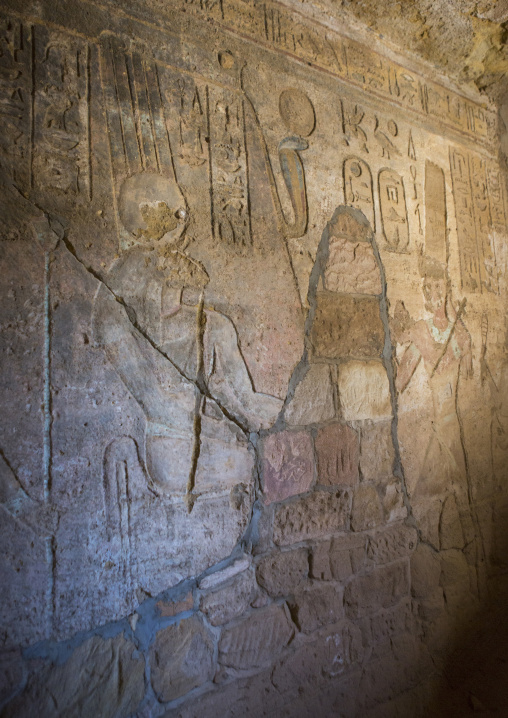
[315,423,360,486]
[273,491,352,545]
[310,294,384,360]
[1,0,508,715]
[2,634,144,718]
[157,591,194,617]
[284,364,335,426]
[256,548,309,597]
[150,616,215,702]
[344,562,410,618]
[199,558,251,590]
[200,570,257,626]
[288,583,344,632]
[360,420,395,480]
[261,431,314,505]
[325,236,382,295]
[218,604,295,670]
[351,483,384,531]
[339,361,392,421]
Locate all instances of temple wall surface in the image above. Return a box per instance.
[0,0,507,715]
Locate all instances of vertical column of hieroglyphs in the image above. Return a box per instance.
[449,149,482,293]
[32,26,91,205]
[450,147,499,294]
[0,17,32,191]
[208,84,252,250]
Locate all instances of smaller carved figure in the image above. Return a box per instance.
[393,255,472,497]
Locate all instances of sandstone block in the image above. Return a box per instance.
[157,591,193,617]
[218,604,294,670]
[261,430,314,505]
[273,490,351,545]
[310,294,384,360]
[366,523,418,565]
[360,420,395,480]
[338,360,392,421]
[439,494,465,550]
[256,548,309,597]
[274,621,363,695]
[325,236,382,295]
[310,536,360,582]
[315,423,359,486]
[150,616,214,701]
[351,483,384,531]
[381,478,407,522]
[344,562,409,618]
[410,543,441,599]
[199,557,250,590]
[288,583,344,632]
[366,598,416,645]
[2,634,144,718]
[329,209,373,242]
[200,571,257,626]
[285,364,335,426]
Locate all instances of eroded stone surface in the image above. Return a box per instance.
[256,548,309,597]
[310,294,384,360]
[285,365,335,426]
[218,604,295,670]
[344,562,410,618]
[288,583,344,632]
[2,634,144,718]
[339,361,392,421]
[360,420,395,480]
[150,616,215,702]
[315,423,359,486]
[273,491,351,545]
[351,483,384,531]
[261,431,314,505]
[325,236,382,295]
[200,571,257,626]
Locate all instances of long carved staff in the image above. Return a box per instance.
[430,297,467,378]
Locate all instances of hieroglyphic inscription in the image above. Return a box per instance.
[450,148,498,294]
[486,164,507,231]
[470,154,497,293]
[177,0,495,143]
[33,28,91,199]
[208,85,251,248]
[379,169,409,253]
[449,149,481,292]
[424,161,447,265]
[0,17,32,191]
[343,157,374,230]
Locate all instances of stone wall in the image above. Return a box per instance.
[0,0,507,715]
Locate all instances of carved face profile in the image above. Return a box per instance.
[418,254,447,314]
[118,171,188,246]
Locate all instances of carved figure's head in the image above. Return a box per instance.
[418,254,447,314]
[118,172,188,246]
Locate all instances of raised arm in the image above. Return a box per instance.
[205,311,283,432]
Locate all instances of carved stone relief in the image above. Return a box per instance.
[378,169,409,253]
[1,5,507,714]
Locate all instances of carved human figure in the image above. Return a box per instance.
[93,172,282,510]
[394,255,472,497]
